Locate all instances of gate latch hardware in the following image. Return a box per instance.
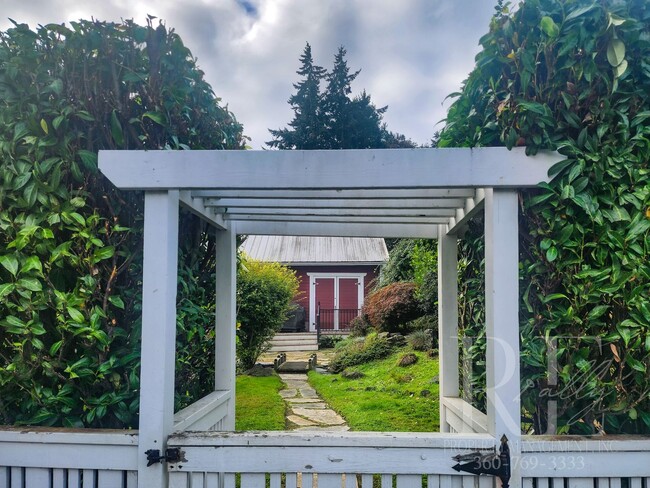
[145,447,182,467]
[452,435,511,488]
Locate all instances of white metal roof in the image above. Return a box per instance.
[98,147,562,238]
[240,235,389,265]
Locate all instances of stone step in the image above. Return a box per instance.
[268,343,318,352]
[268,332,318,352]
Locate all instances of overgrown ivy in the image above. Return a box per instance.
[440,0,650,434]
[0,19,245,427]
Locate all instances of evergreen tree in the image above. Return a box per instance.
[269,44,414,150]
[320,46,361,148]
[267,43,326,149]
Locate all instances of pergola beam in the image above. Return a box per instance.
[233,221,439,238]
[98,147,559,190]
[226,215,450,224]
[179,191,227,230]
[446,189,486,236]
[205,198,467,209]
[218,208,457,218]
[191,189,477,200]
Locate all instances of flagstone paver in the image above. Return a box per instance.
[279,373,349,431]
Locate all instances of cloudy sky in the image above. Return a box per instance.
[1,1,495,148]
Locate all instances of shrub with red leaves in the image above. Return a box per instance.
[362,282,424,333]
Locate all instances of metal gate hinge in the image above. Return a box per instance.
[145,447,182,467]
[452,435,511,488]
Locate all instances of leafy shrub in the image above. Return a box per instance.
[348,315,372,337]
[407,329,434,352]
[328,333,394,373]
[440,0,650,434]
[236,257,299,370]
[0,19,244,427]
[362,282,424,334]
[318,334,345,349]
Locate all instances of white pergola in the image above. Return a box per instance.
[99,147,561,488]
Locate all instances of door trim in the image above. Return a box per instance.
[307,272,366,331]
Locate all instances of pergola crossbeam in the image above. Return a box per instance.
[191,188,477,200]
[99,147,559,190]
[446,189,486,236]
[179,191,227,229]
[233,221,439,238]
[205,198,467,210]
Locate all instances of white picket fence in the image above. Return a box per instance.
[2,427,650,488]
[0,427,138,487]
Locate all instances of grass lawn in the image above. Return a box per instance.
[235,374,286,431]
[308,350,440,432]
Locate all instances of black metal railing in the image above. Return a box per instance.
[316,303,360,343]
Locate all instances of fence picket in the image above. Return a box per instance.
[169,472,189,488]
[317,473,342,488]
[240,473,265,488]
[67,469,81,488]
[285,473,298,488]
[630,479,642,488]
[10,467,23,488]
[98,469,123,488]
[222,473,236,488]
[596,478,610,488]
[126,471,138,488]
[269,473,282,488]
[396,474,422,487]
[380,474,393,487]
[205,473,221,488]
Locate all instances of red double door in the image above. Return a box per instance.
[315,277,360,331]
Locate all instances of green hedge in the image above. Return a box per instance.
[0,19,245,428]
[439,0,650,434]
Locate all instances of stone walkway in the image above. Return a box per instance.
[279,373,349,431]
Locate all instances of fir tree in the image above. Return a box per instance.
[267,43,326,149]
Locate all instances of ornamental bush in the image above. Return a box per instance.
[439,0,650,434]
[0,19,245,427]
[362,282,424,334]
[236,256,299,370]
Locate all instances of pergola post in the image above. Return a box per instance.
[214,224,237,431]
[137,191,180,488]
[437,225,459,433]
[484,188,521,487]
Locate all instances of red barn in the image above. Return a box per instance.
[240,235,388,333]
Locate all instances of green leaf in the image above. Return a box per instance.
[626,220,650,240]
[20,256,43,275]
[0,255,19,276]
[93,246,115,261]
[49,340,63,356]
[4,315,25,329]
[0,283,15,298]
[608,13,626,27]
[108,295,125,309]
[565,5,596,22]
[78,150,98,172]
[18,277,42,292]
[607,38,625,67]
[625,355,646,373]
[110,110,124,146]
[602,207,631,222]
[587,305,608,320]
[24,182,38,207]
[40,118,49,134]
[614,59,628,79]
[142,111,167,126]
[540,16,560,38]
[546,246,558,262]
[67,307,85,323]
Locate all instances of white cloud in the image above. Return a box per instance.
[1,0,495,148]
